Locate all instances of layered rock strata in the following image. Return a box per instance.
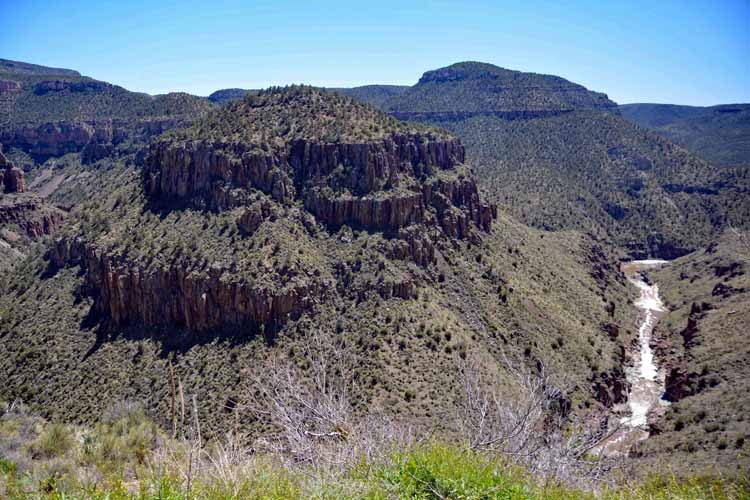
[52,88,495,333]
[144,134,494,236]
[1,118,195,158]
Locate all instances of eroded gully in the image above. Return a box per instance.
[595,259,670,456]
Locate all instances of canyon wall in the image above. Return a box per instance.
[0,198,65,237]
[48,236,331,332]
[0,118,194,159]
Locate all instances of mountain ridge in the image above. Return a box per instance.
[620,103,750,168]
[334,61,750,258]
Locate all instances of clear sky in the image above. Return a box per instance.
[2,0,748,105]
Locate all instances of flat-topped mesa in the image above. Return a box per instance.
[144,86,494,236]
[388,61,620,116]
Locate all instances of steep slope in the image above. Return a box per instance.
[0,87,633,440]
[0,58,213,160]
[0,147,65,271]
[639,230,750,474]
[349,62,750,258]
[620,103,750,168]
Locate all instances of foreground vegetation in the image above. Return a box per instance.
[1,404,747,500]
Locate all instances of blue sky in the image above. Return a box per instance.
[2,0,748,105]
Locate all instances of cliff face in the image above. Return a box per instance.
[49,237,329,331]
[1,59,213,160]
[145,134,464,203]
[1,147,25,193]
[1,148,65,238]
[0,118,194,158]
[0,79,21,93]
[0,198,65,237]
[144,133,493,235]
[51,87,495,333]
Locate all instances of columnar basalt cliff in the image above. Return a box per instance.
[144,134,466,206]
[143,88,494,239]
[52,87,495,333]
[48,237,329,332]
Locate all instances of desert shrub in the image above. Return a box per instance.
[29,423,74,459]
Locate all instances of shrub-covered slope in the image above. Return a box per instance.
[0,88,633,443]
[620,103,750,168]
[343,62,750,258]
[0,58,213,159]
[639,230,750,474]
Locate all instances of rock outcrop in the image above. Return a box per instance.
[33,79,113,95]
[0,197,65,237]
[0,118,196,158]
[52,87,495,333]
[0,79,21,93]
[1,147,26,193]
[49,237,329,332]
[145,133,494,237]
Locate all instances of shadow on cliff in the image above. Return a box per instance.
[141,193,208,220]
[80,310,280,361]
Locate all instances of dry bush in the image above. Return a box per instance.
[454,351,621,488]
[241,330,413,475]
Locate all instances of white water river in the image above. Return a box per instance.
[596,259,670,455]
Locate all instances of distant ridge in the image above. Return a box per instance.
[207,87,254,104]
[339,61,750,258]
[620,103,750,167]
[383,61,620,115]
[0,58,81,77]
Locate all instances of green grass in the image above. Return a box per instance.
[2,432,747,500]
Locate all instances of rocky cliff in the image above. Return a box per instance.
[50,87,495,333]
[49,236,329,331]
[0,196,65,237]
[1,117,196,159]
[1,59,214,159]
[0,147,25,193]
[145,130,493,236]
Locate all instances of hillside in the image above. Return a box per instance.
[1,58,747,483]
[0,87,635,450]
[0,146,65,271]
[332,84,409,109]
[207,87,255,104]
[620,103,750,168]
[207,85,409,108]
[349,62,750,258]
[0,58,213,159]
[385,62,618,117]
[638,229,750,474]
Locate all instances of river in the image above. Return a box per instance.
[595,259,670,456]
